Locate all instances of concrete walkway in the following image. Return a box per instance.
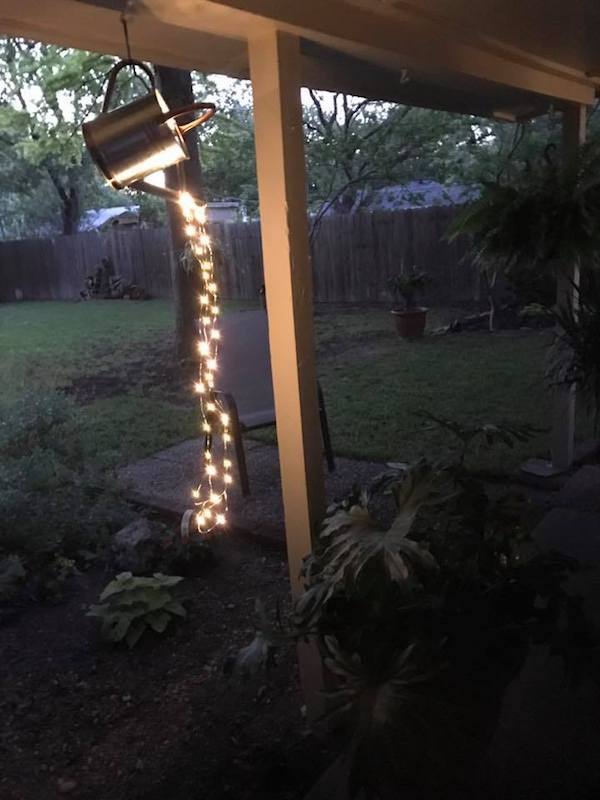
[119,437,385,541]
[486,465,600,799]
[119,307,387,539]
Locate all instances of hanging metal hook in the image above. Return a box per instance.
[120,0,150,92]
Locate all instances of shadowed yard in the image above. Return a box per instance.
[1,299,591,473]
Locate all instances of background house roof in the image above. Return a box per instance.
[364,181,479,211]
[79,206,140,231]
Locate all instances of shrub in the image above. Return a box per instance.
[0,391,134,599]
[229,426,597,796]
[87,572,188,647]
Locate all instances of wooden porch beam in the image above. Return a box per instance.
[204,0,596,106]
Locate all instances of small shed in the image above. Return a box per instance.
[206,199,241,222]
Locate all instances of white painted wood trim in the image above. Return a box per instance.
[551,104,587,472]
[248,28,326,597]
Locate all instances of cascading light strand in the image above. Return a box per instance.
[179,191,231,533]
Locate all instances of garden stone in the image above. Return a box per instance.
[533,508,600,564]
[166,535,214,576]
[555,465,600,513]
[112,516,213,575]
[112,518,168,574]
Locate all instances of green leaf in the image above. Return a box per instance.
[103,613,133,643]
[163,600,187,618]
[126,619,146,649]
[99,572,135,600]
[146,610,171,634]
[152,573,184,587]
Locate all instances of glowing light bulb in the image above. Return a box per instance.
[179,191,195,214]
[182,195,229,536]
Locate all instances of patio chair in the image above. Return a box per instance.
[213,309,335,496]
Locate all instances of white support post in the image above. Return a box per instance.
[249,28,326,718]
[248,29,326,586]
[551,104,586,472]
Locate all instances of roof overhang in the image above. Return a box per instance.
[0,0,597,119]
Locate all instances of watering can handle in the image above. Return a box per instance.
[163,102,217,134]
[102,59,156,113]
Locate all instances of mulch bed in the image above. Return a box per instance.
[0,532,332,800]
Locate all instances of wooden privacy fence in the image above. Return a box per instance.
[0,206,475,304]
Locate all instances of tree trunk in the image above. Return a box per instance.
[61,185,80,235]
[47,168,80,235]
[155,65,204,361]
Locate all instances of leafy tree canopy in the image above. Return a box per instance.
[1,36,598,239]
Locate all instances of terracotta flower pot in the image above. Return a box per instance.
[391,307,428,339]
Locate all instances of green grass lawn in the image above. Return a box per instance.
[0,299,251,466]
[1,300,590,473]
[315,308,555,473]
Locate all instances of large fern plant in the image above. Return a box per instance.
[547,271,600,423]
[449,140,600,276]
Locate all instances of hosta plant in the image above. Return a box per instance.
[87,572,187,648]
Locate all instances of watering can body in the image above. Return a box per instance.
[82,60,215,198]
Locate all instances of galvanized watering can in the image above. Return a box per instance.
[83,59,215,200]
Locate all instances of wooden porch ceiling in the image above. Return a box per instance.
[0,0,597,118]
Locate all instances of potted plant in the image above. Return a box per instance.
[387,266,429,338]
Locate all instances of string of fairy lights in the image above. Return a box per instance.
[179,191,232,533]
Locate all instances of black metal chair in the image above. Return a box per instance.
[214,309,335,496]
